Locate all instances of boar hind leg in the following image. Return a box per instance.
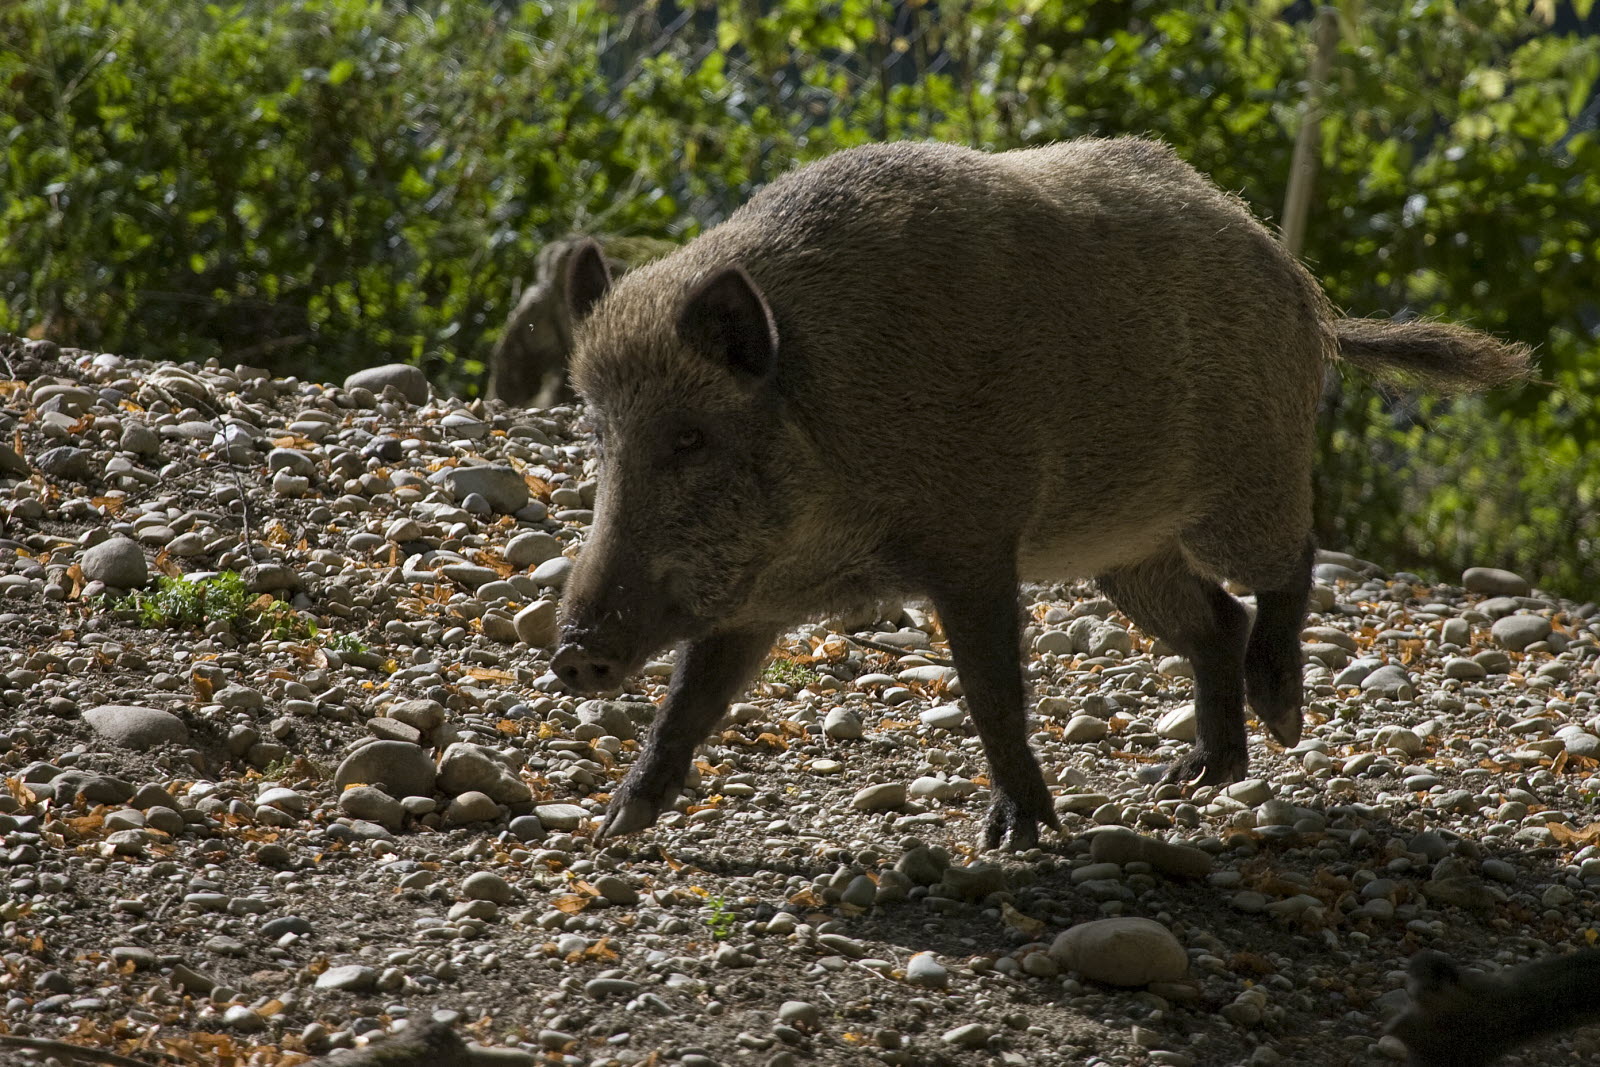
[1098,549,1250,786]
[597,626,777,842]
[928,577,1060,851]
[1242,539,1313,747]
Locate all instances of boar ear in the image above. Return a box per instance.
[565,239,612,322]
[676,265,778,379]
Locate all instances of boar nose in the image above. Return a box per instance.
[552,643,623,693]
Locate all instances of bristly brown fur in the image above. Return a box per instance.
[1333,317,1534,391]
[550,136,1533,847]
[1389,949,1600,1066]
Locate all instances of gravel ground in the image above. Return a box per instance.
[1,336,1599,1067]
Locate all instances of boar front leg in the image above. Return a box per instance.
[596,625,777,842]
[928,577,1060,851]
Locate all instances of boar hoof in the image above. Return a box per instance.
[984,794,1061,852]
[596,793,664,842]
[1160,745,1248,789]
[1258,706,1303,747]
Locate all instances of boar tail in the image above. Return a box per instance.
[1332,318,1534,392]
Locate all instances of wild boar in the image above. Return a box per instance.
[486,236,675,408]
[548,137,1530,849]
[1388,949,1600,1066]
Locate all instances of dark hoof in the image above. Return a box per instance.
[983,793,1061,851]
[1246,660,1303,746]
[1160,745,1249,788]
[1258,706,1303,747]
[596,789,665,842]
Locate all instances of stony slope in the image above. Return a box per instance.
[1,336,1598,1067]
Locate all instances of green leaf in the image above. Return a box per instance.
[328,59,356,86]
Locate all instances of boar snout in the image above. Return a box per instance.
[551,642,627,694]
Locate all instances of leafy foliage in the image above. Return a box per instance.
[107,570,318,639]
[3,0,1598,595]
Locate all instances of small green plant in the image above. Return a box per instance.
[761,658,818,689]
[110,571,255,630]
[259,599,317,641]
[107,570,317,640]
[326,633,368,656]
[703,895,735,941]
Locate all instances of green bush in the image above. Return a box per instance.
[2,0,1597,595]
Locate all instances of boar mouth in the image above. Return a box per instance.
[551,605,705,694]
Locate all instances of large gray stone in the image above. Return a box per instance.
[81,537,148,588]
[437,742,531,804]
[1462,567,1531,598]
[1491,613,1551,652]
[344,364,428,405]
[1359,664,1414,700]
[514,600,558,647]
[83,705,187,749]
[443,465,529,515]
[334,741,437,799]
[1048,917,1188,987]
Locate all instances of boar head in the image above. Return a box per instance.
[551,241,796,692]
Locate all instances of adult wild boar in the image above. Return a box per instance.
[550,137,1530,849]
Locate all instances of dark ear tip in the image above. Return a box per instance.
[566,238,613,321]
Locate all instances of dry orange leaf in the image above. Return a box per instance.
[551,894,591,914]
[1547,821,1600,848]
[465,667,515,683]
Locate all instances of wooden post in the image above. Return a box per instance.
[1281,6,1340,259]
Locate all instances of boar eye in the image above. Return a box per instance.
[673,428,705,455]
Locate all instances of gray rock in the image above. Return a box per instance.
[905,952,949,989]
[1491,613,1551,652]
[314,964,378,992]
[505,531,564,568]
[334,740,437,799]
[267,448,317,478]
[442,791,501,826]
[531,556,572,589]
[338,785,405,830]
[1333,658,1381,687]
[444,465,529,514]
[462,871,515,903]
[514,600,559,647]
[36,446,93,481]
[1443,656,1486,680]
[437,742,532,804]
[1359,664,1414,700]
[585,977,641,999]
[244,562,302,593]
[345,364,428,405]
[82,537,148,588]
[823,708,864,740]
[1048,917,1188,986]
[577,700,637,741]
[919,704,966,730]
[534,803,589,831]
[441,563,500,589]
[778,1000,820,1028]
[1224,779,1272,806]
[387,699,446,733]
[1463,567,1531,598]
[942,1023,991,1049]
[1088,827,1211,878]
[941,863,1007,900]
[82,705,187,749]
[1157,704,1197,742]
[1063,714,1108,742]
[895,845,948,885]
[850,782,906,811]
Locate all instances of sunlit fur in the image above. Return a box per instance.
[559,137,1530,676]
